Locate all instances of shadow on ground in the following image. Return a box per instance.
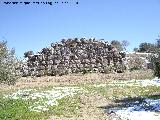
[98,94,160,113]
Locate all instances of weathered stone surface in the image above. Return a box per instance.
[21,38,126,76]
[125,52,153,70]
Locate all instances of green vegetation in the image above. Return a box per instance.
[151,37,160,78]
[82,82,160,100]
[49,95,81,117]
[0,94,81,120]
[135,42,157,53]
[0,98,49,120]
[0,80,160,120]
[110,40,129,51]
[0,41,20,85]
[135,36,160,78]
[153,60,160,78]
[0,85,82,120]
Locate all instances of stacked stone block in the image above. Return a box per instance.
[21,38,126,76]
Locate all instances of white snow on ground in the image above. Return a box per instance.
[92,78,160,120]
[3,78,160,120]
[109,98,160,120]
[116,110,160,120]
[145,98,160,108]
[3,89,35,100]
[4,87,84,112]
[94,78,160,87]
[93,84,107,87]
[109,78,160,87]
[136,79,160,87]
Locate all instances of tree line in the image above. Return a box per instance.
[134,36,160,53]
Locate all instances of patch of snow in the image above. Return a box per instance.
[126,52,152,55]
[109,78,160,87]
[108,99,160,120]
[4,87,84,112]
[29,105,49,112]
[93,78,160,88]
[136,79,160,87]
[93,84,107,87]
[116,111,160,120]
[3,89,35,100]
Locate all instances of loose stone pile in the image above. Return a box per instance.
[21,38,126,76]
[125,52,153,70]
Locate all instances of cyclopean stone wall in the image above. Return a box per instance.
[125,52,153,70]
[21,38,126,76]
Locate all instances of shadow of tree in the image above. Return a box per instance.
[98,94,160,114]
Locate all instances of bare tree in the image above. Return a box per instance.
[121,40,129,51]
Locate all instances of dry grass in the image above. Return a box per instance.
[0,70,154,92]
[0,69,156,120]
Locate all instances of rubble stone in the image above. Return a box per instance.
[21,38,126,76]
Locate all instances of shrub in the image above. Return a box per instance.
[151,49,160,78]
[0,41,20,85]
[154,61,160,78]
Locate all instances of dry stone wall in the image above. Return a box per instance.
[21,38,126,76]
[125,52,153,70]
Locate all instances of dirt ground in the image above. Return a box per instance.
[49,93,117,120]
[0,70,153,91]
[0,70,154,120]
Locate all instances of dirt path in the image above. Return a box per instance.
[49,93,121,120]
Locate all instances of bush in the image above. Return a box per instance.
[154,61,160,78]
[0,41,20,85]
[151,49,160,78]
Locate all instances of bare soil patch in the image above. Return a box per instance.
[0,70,153,91]
[49,93,115,120]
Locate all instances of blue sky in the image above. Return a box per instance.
[0,0,160,58]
